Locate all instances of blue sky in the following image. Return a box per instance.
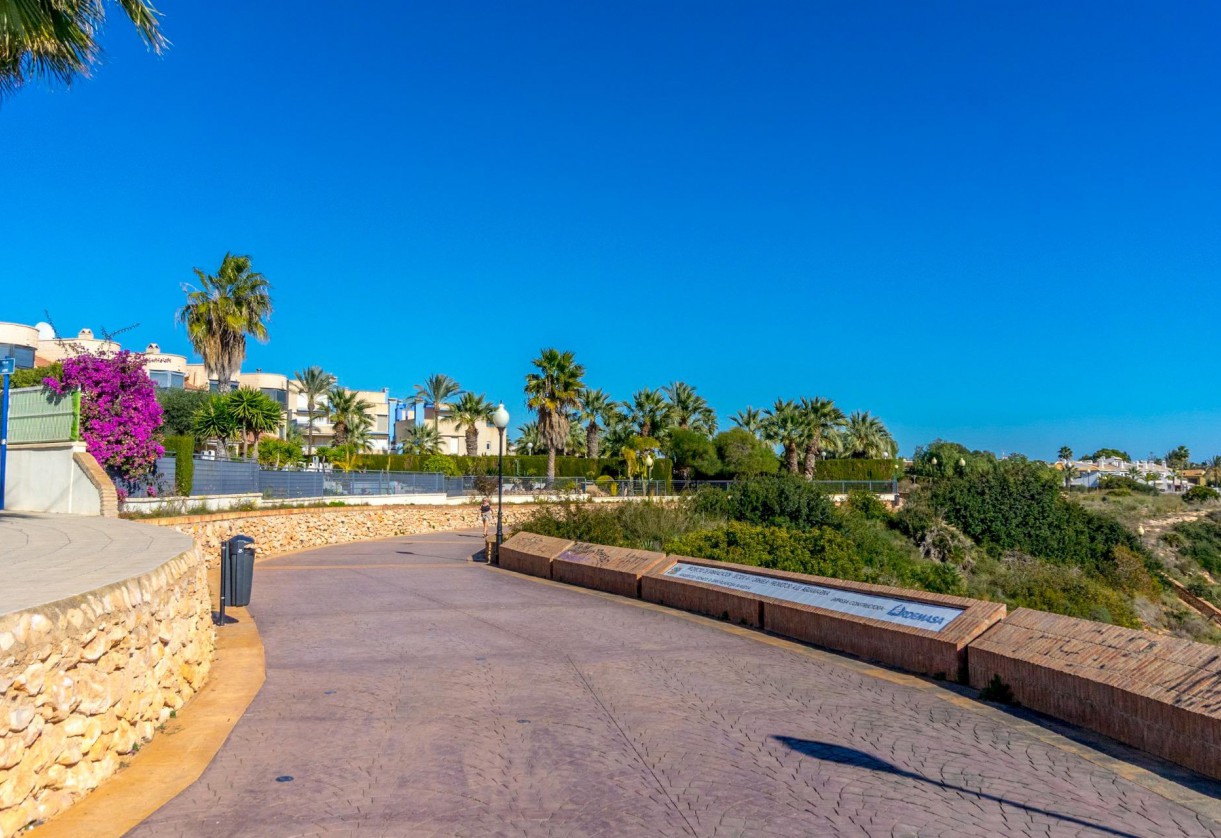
[4,1,1220,460]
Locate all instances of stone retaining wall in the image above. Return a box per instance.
[147,504,533,567]
[0,551,213,836]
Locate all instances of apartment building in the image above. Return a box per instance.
[394,403,506,456]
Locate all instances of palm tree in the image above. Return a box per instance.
[763,400,803,473]
[327,387,374,447]
[731,407,765,438]
[177,253,272,393]
[192,398,236,458]
[1208,455,1221,488]
[513,421,541,456]
[841,411,896,459]
[665,381,715,434]
[798,397,845,479]
[401,423,442,456]
[524,348,586,484]
[1058,446,1073,463]
[1,0,167,99]
[225,388,283,459]
[413,374,462,433]
[626,388,671,438]
[579,388,614,460]
[293,366,336,456]
[452,392,493,457]
[564,412,587,456]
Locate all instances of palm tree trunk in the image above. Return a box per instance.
[587,423,599,460]
[785,444,800,473]
[801,441,818,480]
[547,446,557,486]
[465,427,478,457]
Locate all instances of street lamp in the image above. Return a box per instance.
[492,403,510,549]
[644,453,654,497]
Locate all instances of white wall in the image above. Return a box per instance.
[5,442,102,515]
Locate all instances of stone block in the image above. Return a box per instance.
[641,558,764,627]
[498,532,574,579]
[967,607,1221,780]
[551,543,673,599]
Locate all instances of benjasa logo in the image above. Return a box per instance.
[887,604,945,626]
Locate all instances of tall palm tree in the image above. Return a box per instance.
[579,388,614,460]
[626,388,671,438]
[293,366,336,456]
[327,386,374,447]
[177,253,272,393]
[452,392,493,457]
[1,0,167,99]
[731,406,765,438]
[524,348,586,484]
[1058,446,1073,463]
[798,397,845,479]
[225,388,283,459]
[401,423,442,456]
[513,421,540,456]
[413,374,462,433]
[841,411,896,459]
[763,400,803,473]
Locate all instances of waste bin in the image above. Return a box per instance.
[224,534,256,608]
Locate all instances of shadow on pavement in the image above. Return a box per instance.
[772,736,1142,838]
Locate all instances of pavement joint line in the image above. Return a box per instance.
[485,563,1221,824]
[260,563,470,571]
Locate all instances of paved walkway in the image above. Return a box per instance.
[133,532,1221,837]
[0,512,191,615]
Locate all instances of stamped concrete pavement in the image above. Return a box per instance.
[132,532,1221,837]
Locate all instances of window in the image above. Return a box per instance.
[260,387,288,406]
[0,343,36,369]
[148,370,185,389]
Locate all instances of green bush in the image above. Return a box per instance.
[814,458,901,481]
[968,554,1140,628]
[351,453,671,485]
[1098,475,1159,495]
[258,438,304,468]
[845,490,889,521]
[156,389,213,437]
[693,475,836,530]
[1183,486,1219,504]
[1175,513,1221,576]
[517,500,710,551]
[713,429,779,478]
[163,435,195,496]
[10,363,60,389]
[421,454,461,476]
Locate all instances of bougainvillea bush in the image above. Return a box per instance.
[45,351,164,479]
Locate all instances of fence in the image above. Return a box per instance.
[7,386,79,444]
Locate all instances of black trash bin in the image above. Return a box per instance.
[223,534,256,608]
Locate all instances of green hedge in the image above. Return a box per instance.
[814,459,901,481]
[164,435,195,496]
[352,453,672,482]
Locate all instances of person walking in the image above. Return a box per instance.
[479,496,493,538]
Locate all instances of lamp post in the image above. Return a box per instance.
[0,356,12,511]
[492,403,510,548]
[644,453,654,497]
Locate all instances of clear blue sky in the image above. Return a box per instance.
[4,1,1220,460]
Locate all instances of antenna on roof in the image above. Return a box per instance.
[99,323,139,342]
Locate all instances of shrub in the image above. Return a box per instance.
[163,435,195,496]
[968,553,1140,628]
[695,475,837,530]
[979,674,1015,704]
[516,500,710,551]
[258,438,304,468]
[1183,486,1219,504]
[1098,475,1158,495]
[845,490,889,521]
[156,389,214,437]
[10,362,61,389]
[421,454,461,476]
[713,429,779,478]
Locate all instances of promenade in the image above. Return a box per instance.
[0,512,192,616]
[130,531,1221,837]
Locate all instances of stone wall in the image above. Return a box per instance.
[148,504,533,567]
[4,443,117,518]
[0,551,213,836]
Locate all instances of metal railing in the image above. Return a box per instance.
[8,386,79,444]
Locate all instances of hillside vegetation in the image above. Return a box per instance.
[519,464,1221,642]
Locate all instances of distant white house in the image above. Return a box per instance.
[1055,457,1180,493]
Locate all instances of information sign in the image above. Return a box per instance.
[663,563,965,632]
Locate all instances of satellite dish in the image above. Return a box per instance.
[34,322,55,341]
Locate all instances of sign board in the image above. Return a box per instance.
[663,563,965,632]
[0,358,13,375]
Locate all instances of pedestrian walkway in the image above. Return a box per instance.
[0,512,191,615]
[132,531,1221,837]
